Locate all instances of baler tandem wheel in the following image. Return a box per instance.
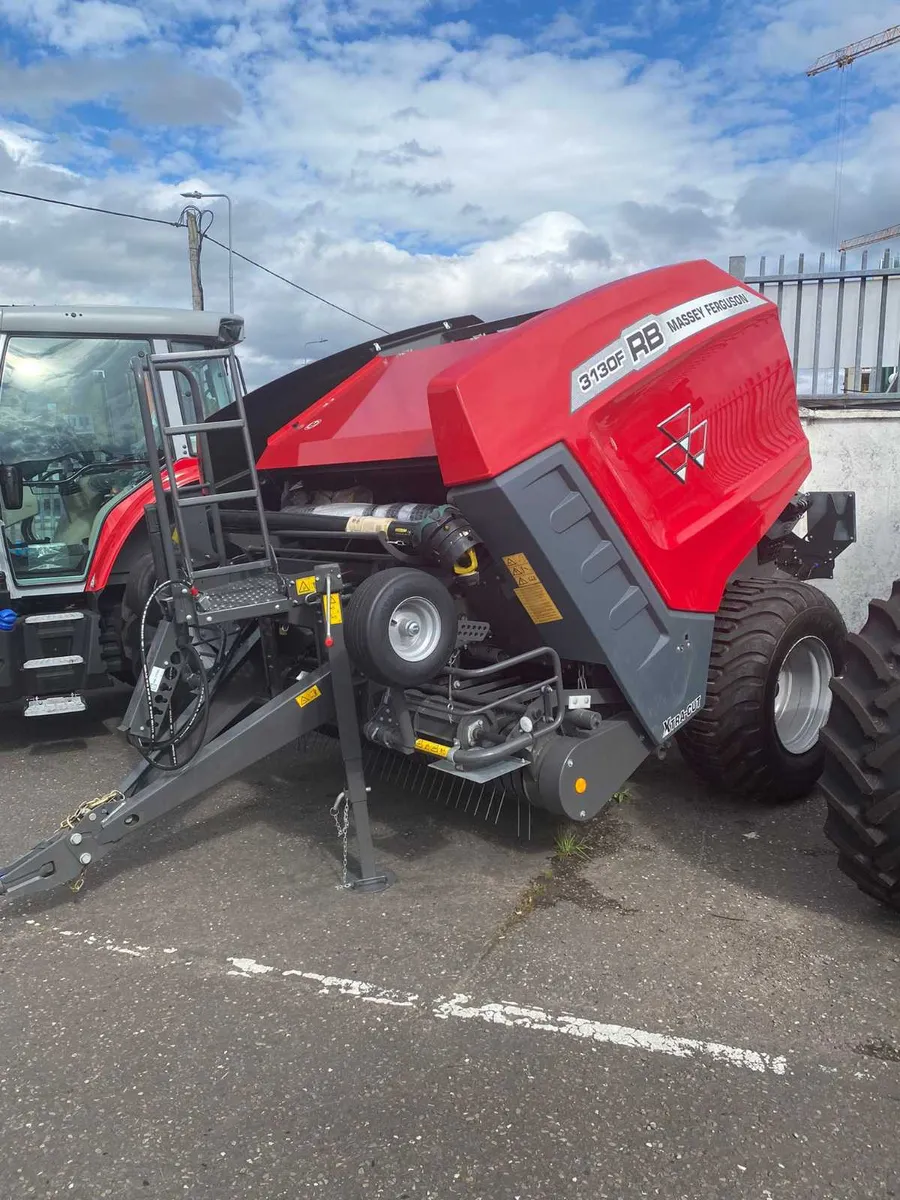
[677,578,846,802]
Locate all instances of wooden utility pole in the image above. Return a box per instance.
[185,206,204,310]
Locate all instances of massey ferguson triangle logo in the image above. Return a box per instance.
[656,403,707,483]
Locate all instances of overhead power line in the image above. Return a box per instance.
[0,185,386,333]
[203,233,387,332]
[0,186,178,226]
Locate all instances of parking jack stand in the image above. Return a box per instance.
[318,567,394,894]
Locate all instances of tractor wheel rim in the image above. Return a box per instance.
[773,635,834,755]
[388,596,442,663]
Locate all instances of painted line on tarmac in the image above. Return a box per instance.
[25,922,789,1075]
[227,956,786,1073]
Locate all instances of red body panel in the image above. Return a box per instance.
[85,461,199,593]
[429,261,808,612]
[251,259,809,615]
[258,340,485,470]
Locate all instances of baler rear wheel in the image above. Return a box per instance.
[345,567,457,687]
[677,578,845,802]
[819,583,900,912]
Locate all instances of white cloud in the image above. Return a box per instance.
[0,0,899,387]
[3,0,152,50]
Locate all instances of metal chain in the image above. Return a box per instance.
[58,790,123,832]
[331,791,351,889]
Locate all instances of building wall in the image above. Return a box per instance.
[800,408,900,631]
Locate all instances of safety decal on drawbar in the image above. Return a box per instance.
[570,285,768,411]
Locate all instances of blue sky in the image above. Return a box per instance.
[1,0,899,382]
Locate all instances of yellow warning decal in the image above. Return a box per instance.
[296,683,321,708]
[414,737,451,758]
[295,576,316,595]
[502,553,563,625]
[323,593,343,625]
[346,515,394,534]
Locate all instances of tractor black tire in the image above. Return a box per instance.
[819,583,900,912]
[677,577,846,803]
[345,567,457,688]
[120,551,162,678]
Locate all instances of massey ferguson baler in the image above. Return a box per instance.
[0,259,857,901]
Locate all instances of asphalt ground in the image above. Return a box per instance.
[0,693,898,1200]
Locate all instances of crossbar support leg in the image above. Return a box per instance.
[318,567,394,893]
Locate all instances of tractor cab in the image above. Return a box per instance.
[0,306,244,595]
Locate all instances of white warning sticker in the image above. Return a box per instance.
[571,285,769,412]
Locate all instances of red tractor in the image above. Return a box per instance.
[3,259,878,910]
[0,304,244,715]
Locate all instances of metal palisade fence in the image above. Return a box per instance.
[729,251,900,407]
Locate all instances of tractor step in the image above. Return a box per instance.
[23,655,85,669]
[24,694,87,717]
[24,612,85,625]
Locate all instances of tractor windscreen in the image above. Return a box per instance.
[0,335,152,583]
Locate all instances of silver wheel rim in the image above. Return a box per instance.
[388,596,442,663]
[773,635,834,755]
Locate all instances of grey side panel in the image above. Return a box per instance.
[450,444,714,745]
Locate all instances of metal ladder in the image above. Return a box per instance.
[131,348,289,625]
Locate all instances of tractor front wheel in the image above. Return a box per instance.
[677,578,846,802]
[820,583,900,912]
[120,551,163,679]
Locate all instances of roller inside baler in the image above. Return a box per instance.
[0,259,856,901]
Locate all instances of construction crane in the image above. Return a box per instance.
[807,24,900,75]
[807,25,900,253]
[840,223,900,253]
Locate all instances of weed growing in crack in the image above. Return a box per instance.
[554,826,591,860]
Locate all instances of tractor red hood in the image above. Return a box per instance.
[256,337,493,471]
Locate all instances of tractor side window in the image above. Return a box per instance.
[168,341,238,421]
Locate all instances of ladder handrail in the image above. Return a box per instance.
[130,348,278,592]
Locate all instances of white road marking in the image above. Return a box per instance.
[29,924,790,1075]
[227,956,274,977]
[285,970,419,1007]
[432,995,789,1075]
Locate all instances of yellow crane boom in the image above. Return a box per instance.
[840,224,900,253]
[807,24,900,75]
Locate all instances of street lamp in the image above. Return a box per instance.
[304,338,328,359]
[181,190,234,314]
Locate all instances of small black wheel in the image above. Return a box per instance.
[677,577,846,802]
[345,567,457,687]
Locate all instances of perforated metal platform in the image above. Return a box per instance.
[196,573,290,621]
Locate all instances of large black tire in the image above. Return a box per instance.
[120,551,162,678]
[345,567,457,687]
[820,584,900,911]
[677,577,846,802]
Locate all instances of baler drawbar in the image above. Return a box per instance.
[0,260,856,903]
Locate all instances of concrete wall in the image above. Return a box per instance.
[800,408,900,632]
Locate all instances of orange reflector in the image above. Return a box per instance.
[574,777,587,794]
